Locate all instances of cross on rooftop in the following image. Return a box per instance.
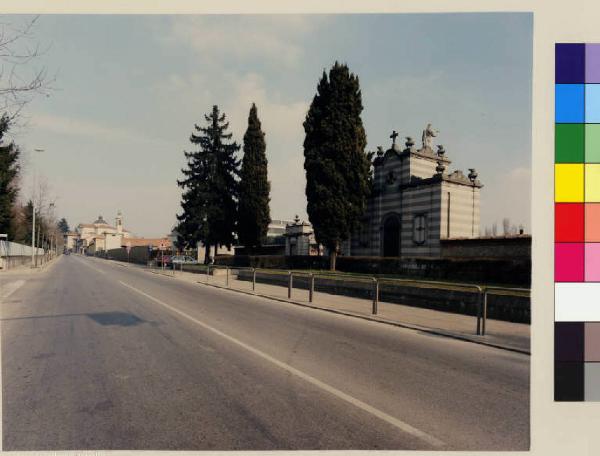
[390,130,399,145]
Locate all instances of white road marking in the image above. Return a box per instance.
[0,279,26,451]
[119,280,445,448]
[0,280,25,301]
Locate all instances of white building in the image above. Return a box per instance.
[350,127,482,258]
[74,211,132,254]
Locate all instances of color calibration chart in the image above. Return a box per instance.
[555,43,600,401]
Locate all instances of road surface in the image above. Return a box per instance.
[0,255,529,450]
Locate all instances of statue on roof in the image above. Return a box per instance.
[421,123,439,150]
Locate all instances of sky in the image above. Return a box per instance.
[10,13,532,238]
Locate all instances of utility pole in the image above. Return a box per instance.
[31,198,36,267]
[31,149,45,267]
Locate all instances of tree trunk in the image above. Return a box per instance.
[203,243,210,264]
[329,243,338,271]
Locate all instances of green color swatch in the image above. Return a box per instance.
[586,124,600,163]
[556,123,584,163]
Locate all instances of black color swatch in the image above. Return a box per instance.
[555,362,584,401]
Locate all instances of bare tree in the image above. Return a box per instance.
[502,217,510,236]
[492,222,498,237]
[0,16,53,121]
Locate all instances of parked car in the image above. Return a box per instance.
[155,255,172,266]
[172,255,198,265]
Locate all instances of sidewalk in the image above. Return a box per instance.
[112,260,530,354]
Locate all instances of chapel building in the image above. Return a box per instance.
[349,125,483,258]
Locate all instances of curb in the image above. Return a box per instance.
[150,269,530,356]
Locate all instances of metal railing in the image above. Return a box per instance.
[158,264,530,336]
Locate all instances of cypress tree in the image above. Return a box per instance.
[303,62,371,270]
[177,105,240,263]
[0,114,20,239]
[238,103,271,250]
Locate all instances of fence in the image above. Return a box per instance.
[149,261,530,335]
[0,240,46,270]
[213,254,531,287]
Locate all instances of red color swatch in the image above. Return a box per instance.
[556,203,585,242]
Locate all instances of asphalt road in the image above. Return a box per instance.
[0,255,529,451]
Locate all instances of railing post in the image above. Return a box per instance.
[252,268,256,291]
[476,286,482,335]
[288,271,293,299]
[226,266,230,287]
[372,277,379,315]
[309,273,315,303]
[482,289,488,336]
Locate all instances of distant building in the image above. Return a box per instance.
[71,211,132,254]
[284,215,321,256]
[349,126,482,258]
[121,237,171,250]
[64,232,79,251]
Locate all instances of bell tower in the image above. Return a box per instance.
[116,210,123,234]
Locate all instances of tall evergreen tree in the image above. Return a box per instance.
[0,114,20,239]
[238,103,270,250]
[303,62,371,270]
[57,217,69,233]
[177,105,240,263]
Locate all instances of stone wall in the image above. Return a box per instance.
[106,246,150,264]
[440,235,531,259]
[0,241,45,270]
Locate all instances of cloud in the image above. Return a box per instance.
[29,113,170,147]
[160,15,327,70]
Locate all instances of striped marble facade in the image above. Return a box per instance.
[349,137,482,258]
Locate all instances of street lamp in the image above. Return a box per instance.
[31,148,45,267]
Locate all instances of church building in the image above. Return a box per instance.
[349,124,483,258]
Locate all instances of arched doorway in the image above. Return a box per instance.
[382,215,401,257]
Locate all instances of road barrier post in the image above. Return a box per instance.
[252,268,256,291]
[288,271,293,299]
[476,286,483,335]
[372,277,379,315]
[309,273,315,303]
[482,289,488,336]
[226,267,230,287]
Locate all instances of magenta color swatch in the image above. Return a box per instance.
[586,243,600,281]
[586,44,600,83]
[555,243,585,282]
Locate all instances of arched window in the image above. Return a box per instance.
[413,214,427,245]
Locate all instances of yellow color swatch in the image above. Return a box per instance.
[555,164,584,202]
[586,164,600,202]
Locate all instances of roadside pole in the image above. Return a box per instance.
[372,277,379,315]
[0,234,7,271]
